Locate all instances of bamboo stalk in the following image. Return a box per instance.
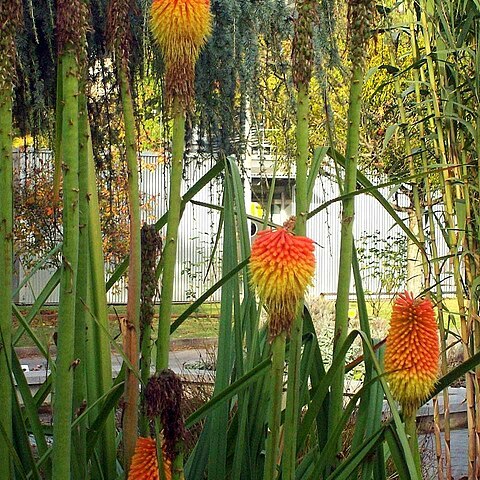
[119,64,142,471]
[386,35,429,289]
[418,2,476,477]
[52,48,80,480]
[155,98,185,372]
[406,4,452,476]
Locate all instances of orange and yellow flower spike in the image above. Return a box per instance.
[249,222,315,339]
[128,437,172,480]
[385,291,439,415]
[150,0,212,108]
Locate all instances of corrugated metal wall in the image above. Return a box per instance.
[15,151,454,304]
[305,174,454,297]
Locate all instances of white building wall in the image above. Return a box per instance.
[16,151,454,304]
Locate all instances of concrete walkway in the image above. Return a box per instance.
[421,430,468,479]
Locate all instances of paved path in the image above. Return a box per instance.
[421,429,468,480]
[17,344,215,386]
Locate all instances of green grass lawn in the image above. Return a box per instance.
[13,302,220,349]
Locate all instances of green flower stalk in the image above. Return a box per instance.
[283,1,315,477]
[52,1,87,478]
[106,0,142,469]
[329,0,375,449]
[150,2,211,477]
[149,0,212,371]
[86,119,117,480]
[0,2,22,478]
[72,89,89,480]
[250,220,315,480]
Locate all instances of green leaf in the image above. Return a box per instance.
[382,124,399,152]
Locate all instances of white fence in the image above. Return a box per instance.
[15,150,454,304]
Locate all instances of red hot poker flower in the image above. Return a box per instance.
[249,226,315,339]
[385,291,439,415]
[150,0,212,107]
[128,437,172,480]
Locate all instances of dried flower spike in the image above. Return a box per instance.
[250,223,315,339]
[150,0,212,108]
[144,370,185,462]
[128,437,172,480]
[385,291,439,415]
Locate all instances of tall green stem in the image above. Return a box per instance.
[0,5,21,476]
[405,412,422,477]
[52,49,80,480]
[53,58,63,206]
[329,61,365,435]
[72,91,89,480]
[119,65,142,470]
[0,44,14,480]
[86,119,117,480]
[156,98,185,371]
[263,333,286,480]
[283,82,309,479]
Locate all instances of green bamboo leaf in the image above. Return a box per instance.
[31,376,125,473]
[207,164,238,480]
[190,199,281,230]
[302,306,329,451]
[294,447,318,479]
[34,373,52,409]
[298,333,315,414]
[203,207,224,281]
[381,124,399,152]
[372,443,387,480]
[307,164,450,220]
[429,348,480,398]
[351,246,386,480]
[297,330,361,452]
[305,376,385,479]
[384,426,415,480]
[82,300,140,380]
[85,381,125,462]
[225,156,256,478]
